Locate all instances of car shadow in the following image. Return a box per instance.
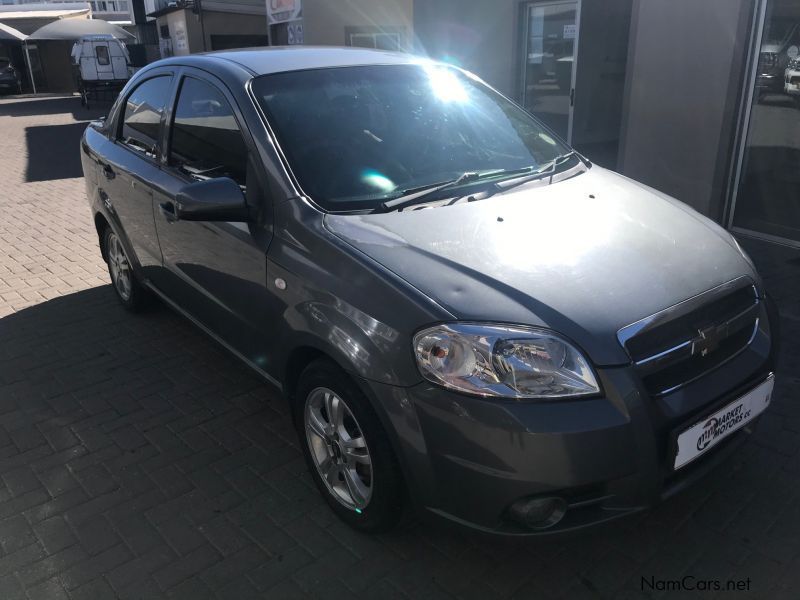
[24,122,92,182]
[0,95,109,120]
[1,270,798,592]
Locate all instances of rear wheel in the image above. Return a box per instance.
[103,227,150,312]
[295,359,404,532]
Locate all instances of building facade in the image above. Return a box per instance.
[412,0,799,248]
[0,0,133,23]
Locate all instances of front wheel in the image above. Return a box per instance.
[294,359,404,532]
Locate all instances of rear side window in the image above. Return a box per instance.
[95,45,110,65]
[169,77,248,187]
[120,76,172,156]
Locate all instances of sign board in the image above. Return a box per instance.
[174,22,188,52]
[268,0,302,24]
[563,24,576,39]
[287,21,304,45]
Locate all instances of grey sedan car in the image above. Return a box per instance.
[80,47,778,536]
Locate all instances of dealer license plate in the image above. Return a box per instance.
[674,375,774,470]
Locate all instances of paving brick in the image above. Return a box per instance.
[156,516,206,556]
[152,543,220,590]
[73,515,119,555]
[248,545,314,592]
[0,574,26,600]
[60,543,132,590]
[199,544,269,589]
[25,576,69,600]
[2,467,42,497]
[0,515,37,554]
[69,577,117,600]
[36,464,79,497]
[107,544,176,591]
[32,516,76,555]
[15,544,88,587]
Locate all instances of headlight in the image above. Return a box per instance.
[413,323,600,399]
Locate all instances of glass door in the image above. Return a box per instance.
[521,0,580,142]
[730,0,800,245]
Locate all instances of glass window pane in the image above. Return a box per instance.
[732,3,800,242]
[96,45,110,65]
[253,64,570,211]
[120,76,172,155]
[522,2,577,140]
[169,77,248,186]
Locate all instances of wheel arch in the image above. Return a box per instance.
[94,211,111,261]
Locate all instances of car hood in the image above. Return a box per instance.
[323,167,755,365]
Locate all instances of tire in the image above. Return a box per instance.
[103,227,150,312]
[294,359,404,533]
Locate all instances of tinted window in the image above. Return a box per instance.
[253,64,570,211]
[120,76,172,156]
[96,45,110,66]
[169,77,248,186]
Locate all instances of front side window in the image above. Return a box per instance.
[169,77,248,187]
[120,75,172,156]
[252,64,571,211]
[95,45,110,65]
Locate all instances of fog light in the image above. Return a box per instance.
[508,496,567,530]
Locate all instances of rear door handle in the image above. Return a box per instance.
[101,163,115,180]
[159,201,177,223]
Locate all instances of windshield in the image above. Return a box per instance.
[252,64,572,211]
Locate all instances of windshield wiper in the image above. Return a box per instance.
[378,166,537,213]
[492,151,586,192]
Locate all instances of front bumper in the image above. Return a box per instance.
[362,298,778,536]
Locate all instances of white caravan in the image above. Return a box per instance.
[71,34,131,84]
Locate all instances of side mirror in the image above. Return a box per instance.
[174,177,249,222]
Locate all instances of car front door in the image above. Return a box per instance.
[97,70,175,279]
[149,69,275,366]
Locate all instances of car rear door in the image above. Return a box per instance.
[149,68,275,364]
[95,69,176,279]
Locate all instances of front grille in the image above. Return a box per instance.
[619,280,759,396]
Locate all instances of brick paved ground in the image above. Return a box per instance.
[0,95,799,599]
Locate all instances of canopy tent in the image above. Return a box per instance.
[0,22,27,41]
[23,18,134,94]
[27,18,135,41]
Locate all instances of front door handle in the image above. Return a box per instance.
[101,163,115,180]
[159,201,177,223]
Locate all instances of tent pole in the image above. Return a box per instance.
[23,41,36,95]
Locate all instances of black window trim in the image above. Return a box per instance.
[114,69,177,164]
[162,67,256,187]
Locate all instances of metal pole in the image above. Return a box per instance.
[24,41,36,95]
[197,0,207,52]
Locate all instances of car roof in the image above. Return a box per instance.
[161,46,429,77]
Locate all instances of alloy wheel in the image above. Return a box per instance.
[304,387,373,510]
[107,232,132,301]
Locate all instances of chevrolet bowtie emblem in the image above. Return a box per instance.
[692,324,724,358]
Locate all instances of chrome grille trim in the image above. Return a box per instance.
[617,276,757,350]
[617,277,760,396]
[654,318,759,396]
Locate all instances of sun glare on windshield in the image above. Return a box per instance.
[362,170,397,192]
[425,66,469,103]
